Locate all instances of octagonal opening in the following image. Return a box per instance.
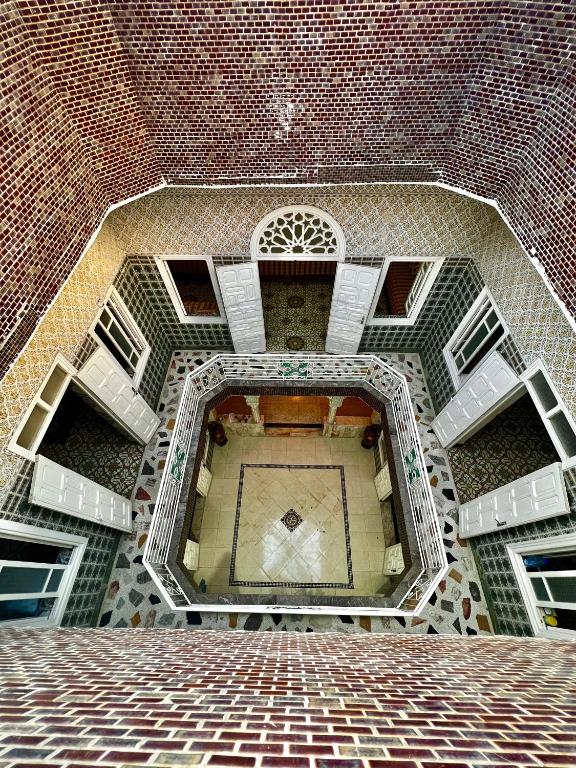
[144,355,447,616]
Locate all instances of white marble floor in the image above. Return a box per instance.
[195,434,391,596]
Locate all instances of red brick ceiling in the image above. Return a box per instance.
[1,1,574,374]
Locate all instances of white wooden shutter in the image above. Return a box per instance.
[459,462,569,538]
[431,351,522,448]
[183,540,200,571]
[374,464,392,501]
[383,543,405,575]
[216,263,266,353]
[76,346,159,444]
[31,455,132,532]
[196,463,213,497]
[326,264,380,354]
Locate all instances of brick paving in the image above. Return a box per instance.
[0,630,575,767]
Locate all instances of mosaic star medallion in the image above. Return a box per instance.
[280,508,303,533]
[287,335,305,350]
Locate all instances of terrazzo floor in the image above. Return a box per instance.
[99,350,493,634]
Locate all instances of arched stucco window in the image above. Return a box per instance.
[250,205,346,261]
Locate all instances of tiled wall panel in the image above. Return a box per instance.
[0,223,127,626]
[2,1,575,376]
[114,256,233,408]
[0,629,575,766]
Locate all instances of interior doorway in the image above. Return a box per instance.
[38,386,143,499]
[259,260,337,351]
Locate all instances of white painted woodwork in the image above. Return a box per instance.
[374,464,393,501]
[459,462,569,538]
[76,346,159,444]
[216,263,266,353]
[431,351,523,448]
[521,360,576,462]
[196,463,213,497]
[183,540,200,571]
[31,455,132,532]
[383,543,405,575]
[9,354,76,461]
[325,264,380,353]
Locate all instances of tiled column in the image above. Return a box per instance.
[323,395,345,437]
[244,395,265,435]
[244,395,260,424]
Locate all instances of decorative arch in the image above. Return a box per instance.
[250,205,346,260]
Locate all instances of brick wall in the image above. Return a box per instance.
[0,629,575,766]
[1,2,574,377]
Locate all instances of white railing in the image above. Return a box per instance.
[143,354,448,615]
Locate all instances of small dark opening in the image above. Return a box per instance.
[167,259,220,316]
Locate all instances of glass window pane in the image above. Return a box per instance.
[485,310,499,329]
[99,309,111,327]
[0,538,65,564]
[0,566,49,594]
[109,322,133,358]
[530,576,549,601]
[547,577,576,604]
[461,325,489,360]
[46,570,63,592]
[0,599,41,622]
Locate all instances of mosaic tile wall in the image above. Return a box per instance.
[475,220,576,421]
[114,256,233,408]
[3,2,574,375]
[0,2,160,377]
[0,224,128,626]
[470,470,576,637]
[1,629,575,767]
[0,222,125,498]
[108,185,495,264]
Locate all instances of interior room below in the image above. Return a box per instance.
[187,433,400,597]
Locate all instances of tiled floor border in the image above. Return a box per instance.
[229,463,354,589]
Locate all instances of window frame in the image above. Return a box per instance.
[443,287,509,387]
[89,287,150,385]
[155,255,227,325]
[0,520,87,628]
[521,359,576,467]
[507,533,576,640]
[366,256,445,327]
[8,353,76,462]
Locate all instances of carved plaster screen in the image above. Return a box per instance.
[251,206,345,260]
